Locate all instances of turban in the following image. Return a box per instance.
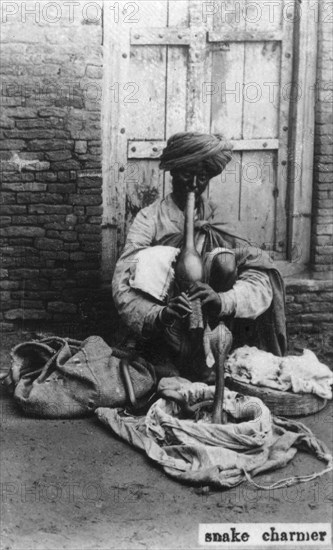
[159,132,233,176]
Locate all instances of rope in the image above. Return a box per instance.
[242,461,333,490]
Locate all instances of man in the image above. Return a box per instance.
[112,132,287,380]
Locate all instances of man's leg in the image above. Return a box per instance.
[208,249,237,293]
[162,250,238,381]
[163,320,205,379]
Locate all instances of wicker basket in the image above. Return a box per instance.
[225,377,327,417]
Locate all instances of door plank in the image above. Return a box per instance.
[210,0,246,140]
[187,0,211,132]
[276,0,295,256]
[126,46,167,140]
[239,150,277,248]
[243,41,281,139]
[209,153,242,223]
[166,48,188,138]
[164,47,188,197]
[164,0,189,196]
[210,43,245,140]
[135,1,168,26]
[209,0,246,33]
[243,0,282,33]
[124,2,169,236]
[127,139,279,158]
[287,0,318,265]
[125,159,163,232]
[130,27,190,46]
[168,0,189,26]
[208,30,283,42]
[102,7,131,272]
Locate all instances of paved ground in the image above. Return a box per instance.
[1,330,332,550]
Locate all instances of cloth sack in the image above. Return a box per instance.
[5,336,156,418]
[97,377,332,489]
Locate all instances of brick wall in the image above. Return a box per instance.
[0,2,104,333]
[311,4,333,272]
[286,278,333,334]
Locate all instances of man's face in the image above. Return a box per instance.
[171,164,211,210]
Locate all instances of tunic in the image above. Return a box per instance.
[112,194,273,338]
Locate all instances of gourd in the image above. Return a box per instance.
[174,190,204,330]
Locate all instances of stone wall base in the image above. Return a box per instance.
[1,280,332,342]
[286,278,333,334]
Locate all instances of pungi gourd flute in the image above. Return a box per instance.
[174,177,230,424]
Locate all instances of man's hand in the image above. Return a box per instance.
[188,282,222,317]
[161,292,192,325]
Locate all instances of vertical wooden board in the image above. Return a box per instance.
[166,47,188,138]
[208,153,242,222]
[125,0,168,138]
[102,10,131,269]
[168,0,189,26]
[126,46,166,139]
[163,0,189,197]
[183,0,212,134]
[194,40,213,134]
[134,0,168,26]
[211,0,246,32]
[185,1,211,132]
[287,1,318,265]
[276,0,294,255]
[243,41,281,139]
[125,160,164,231]
[244,0,283,33]
[239,151,278,248]
[165,0,189,136]
[210,44,245,139]
[103,0,168,266]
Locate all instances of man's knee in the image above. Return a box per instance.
[210,251,237,292]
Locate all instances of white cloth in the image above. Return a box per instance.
[96,377,332,489]
[129,246,180,301]
[226,346,333,399]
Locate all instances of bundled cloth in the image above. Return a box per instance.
[225,346,333,400]
[129,245,180,301]
[96,377,332,490]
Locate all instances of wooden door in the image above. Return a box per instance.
[102,0,317,281]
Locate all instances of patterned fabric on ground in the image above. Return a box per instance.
[226,346,333,400]
[96,377,332,489]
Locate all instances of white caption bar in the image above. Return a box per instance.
[198,523,332,547]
